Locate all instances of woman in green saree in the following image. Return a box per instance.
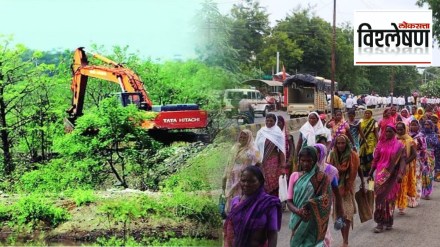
[287,146,332,247]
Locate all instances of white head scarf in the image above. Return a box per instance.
[299,112,328,146]
[255,115,285,162]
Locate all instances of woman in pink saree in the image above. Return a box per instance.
[368,125,406,233]
[378,109,396,140]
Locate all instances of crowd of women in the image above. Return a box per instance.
[221,105,440,247]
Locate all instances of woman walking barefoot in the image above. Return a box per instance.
[409,119,427,207]
[368,125,406,233]
[328,135,364,247]
[395,122,417,214]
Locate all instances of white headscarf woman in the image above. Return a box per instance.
[298,112,330,148]
[255,114,286,163]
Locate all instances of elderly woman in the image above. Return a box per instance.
[287,146,332,246]
[224,166,282,247]
[296,112,332,155]
[255,113,287,196]
[222,129,261,214]
[368,125,406,233]
[328,134,364,247]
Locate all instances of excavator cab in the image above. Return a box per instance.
[116,92,149,111]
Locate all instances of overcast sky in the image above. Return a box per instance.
[0,0,435,64]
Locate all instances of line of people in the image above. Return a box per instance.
[221,104,440,247]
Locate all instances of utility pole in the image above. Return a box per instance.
[330,0,336,116]
[276,52,280,73]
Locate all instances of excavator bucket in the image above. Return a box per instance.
[64,118,75,133]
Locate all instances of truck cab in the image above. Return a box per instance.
[283,74,332,118]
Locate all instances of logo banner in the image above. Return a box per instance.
[354,10,432,66]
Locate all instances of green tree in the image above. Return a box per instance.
[258,31,303,73]
[194,0,240,71]
[0,40,49,175]
[416,0,439,42]
[55,98,161,188]
[275,8,332,76]
[229,0,270,64]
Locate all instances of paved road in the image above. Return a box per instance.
[278,180,440,247]
[255,112,440,247]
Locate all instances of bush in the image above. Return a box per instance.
[160,191,221,227]
[160,143,231,192]
[70,189,97,206]
[0,203,11,221]
[95,236,220,247]
[18,158,99,193]
[11,193,70,228]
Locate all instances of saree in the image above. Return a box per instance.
[423,120,438,197]
[410,126,426,205]
[314,143,338,247]
[224,186,282,247]
[396,124,417,210]
[328,135,360,223]
[224,129,261,214]
[348,119,361,151]
[289,165,332,247]
[255,123,286,196]
[372,133,404,227]
[328,119,349,149]
[379,118,395,139]
[359,113,378,175]
[397,109,413,126]
[414,107,425,121]
[299,112,330,147]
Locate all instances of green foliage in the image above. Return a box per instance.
[151,237,220,246]
[194,0,240,71]
[70,189,97,206]
[258,31,303,72]
[95,236,219,247]
[95,236,144,247]
[161,143,231,192]
[0,203,11,221]
[159,191,221,226]
[275,8,332,76]
[99,199,143,225]
[417,0,439,42]
[229,0,270,64]
[420,79,440,97]
[10,194,70,228]
[18,158,98,193]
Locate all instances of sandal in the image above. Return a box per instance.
[398,210,405,215]
[386,225,393,230]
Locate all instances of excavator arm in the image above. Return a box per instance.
[65,47,208,132]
